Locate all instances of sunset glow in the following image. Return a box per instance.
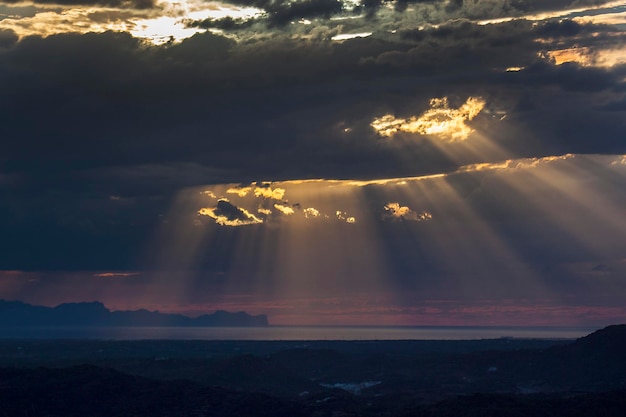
[1,0,626,328]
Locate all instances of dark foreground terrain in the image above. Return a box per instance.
[1,325,625,416]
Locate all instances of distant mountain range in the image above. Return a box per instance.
[0,300,269,327]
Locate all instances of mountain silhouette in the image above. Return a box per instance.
[0,300,269,327]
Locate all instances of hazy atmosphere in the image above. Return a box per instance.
[1,0,625,326]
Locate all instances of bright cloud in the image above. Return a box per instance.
[0,1,263,43]
[227,186,252,197]
[274,203,295,215]
[546,47,626,67]
[371,97,486,141]
[331,32,372,41]
[254,186,286,200]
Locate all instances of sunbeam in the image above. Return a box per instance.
[119,153,626,325]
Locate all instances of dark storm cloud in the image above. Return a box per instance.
[185,16,256,31]
[1,4,625,270]
[210,0,620,27]
[419,0,616,19]
[203,199,262,225]
[186,0,343,28]
[1,22,623,179]
[266,0,343,26]
[0,0,155,8]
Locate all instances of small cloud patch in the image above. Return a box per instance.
[382,202,432,222]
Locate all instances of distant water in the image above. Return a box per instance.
[0,325,596,340]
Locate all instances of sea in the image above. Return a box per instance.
[0,325,597,340]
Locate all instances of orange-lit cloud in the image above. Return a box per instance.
[254,185,286,200]
[226,186,252,197]
[224,184,286,200]
[274,203,295,215]
[458,154,574,173]
[547,47,626,68]
[371,97,486,141]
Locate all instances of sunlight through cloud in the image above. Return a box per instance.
[371,97,486,141]
[198,198,263,226]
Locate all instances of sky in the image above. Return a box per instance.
[1,0,625,326]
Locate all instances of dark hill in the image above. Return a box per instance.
[0,365,305,417]
[568,324,626,356]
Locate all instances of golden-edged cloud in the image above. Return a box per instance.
[459,154,574,173]
[371,97,486,141]
[198,198,263,226]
